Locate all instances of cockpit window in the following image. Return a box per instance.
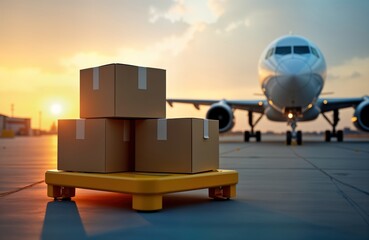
[265,48,274,59]
[275,46,292,55]
[310,47,320,58]
[268,45,320,58]
[293,46,310,54]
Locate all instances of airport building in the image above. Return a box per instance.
[0,114,6,132]
[0,114,31,136]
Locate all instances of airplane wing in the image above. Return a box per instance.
[166,99,266,113]
[318,97,367,112]
[167,96,368,113]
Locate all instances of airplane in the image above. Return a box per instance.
[167,35,369,145]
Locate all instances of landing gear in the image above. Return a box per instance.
[325,130,331,142]
[322,109,344,142]
[244,130,261,142]
[337,130,343,142]
[325,129,343,142]
[256,131,261,142]
[286,119,302,145]
[286,131,292,145]
[243,111,264,142]
[296,130,302,145]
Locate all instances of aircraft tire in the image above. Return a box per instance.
[244,131,250,142]
[256,131,261,142]
[297,131,302,145]
[286,131,292,145]
[337,130,344,142]
[325,130,331,142]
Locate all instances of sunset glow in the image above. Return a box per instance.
[50,104,62,116]
[1,1,368,132]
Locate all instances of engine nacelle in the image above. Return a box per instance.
[206,101,234,133]
[353,100,369,132]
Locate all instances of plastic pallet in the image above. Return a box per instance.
[45,169,238,211]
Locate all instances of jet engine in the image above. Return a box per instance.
[353,100,369,132]
[206,101,234,133]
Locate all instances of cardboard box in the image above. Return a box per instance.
[80,63,166,118]
[58,119,134,173]
[135,118,219,173]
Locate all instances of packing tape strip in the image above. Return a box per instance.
[123,120,130,142]
[93,67,99,90]
[138,67,147,90]
[157,119,167,141]
[203,119,209,139]
[76,119,85,140]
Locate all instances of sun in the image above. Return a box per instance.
[50,103,62,116]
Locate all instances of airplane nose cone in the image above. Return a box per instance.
[276,58,311,90]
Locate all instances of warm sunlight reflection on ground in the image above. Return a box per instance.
[0,135,57,192]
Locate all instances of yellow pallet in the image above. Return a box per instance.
[45,169,238,211]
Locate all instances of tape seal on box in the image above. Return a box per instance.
[138,67,147,90]
[123,120,130,142]
[76,119,85,140]
[93,67,99,90]
[203,119,209,139]
[157,119,167,141]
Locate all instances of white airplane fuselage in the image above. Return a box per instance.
[258,35,327,121]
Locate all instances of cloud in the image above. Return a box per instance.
[152,23,206,55]
[328,57,368,81]
[60,22,206,71]
[149,0,225,25]
[327,71,362,81]
[325,57,369,96]
[223,18,251,33]
[61,1,226,70]
[326,73,340,80]
[348,71,361,79]
[208,0,228,17]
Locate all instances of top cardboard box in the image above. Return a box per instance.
[80,63,166,118]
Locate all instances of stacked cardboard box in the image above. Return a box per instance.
[58,119,134,172]
[80,64,166,118]
[58,63,219,174]
[135,118,219,173]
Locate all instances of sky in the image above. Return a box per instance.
[1,0,369,132]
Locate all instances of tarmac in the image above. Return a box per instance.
[0,135,369,240]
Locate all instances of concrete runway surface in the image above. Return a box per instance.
[0,135,368,240]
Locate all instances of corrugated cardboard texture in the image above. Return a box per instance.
[58,119,134,173]
[135,118,219,173]
[80,63,166,118]
[191,119,219,173]
[80,64,115,118]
